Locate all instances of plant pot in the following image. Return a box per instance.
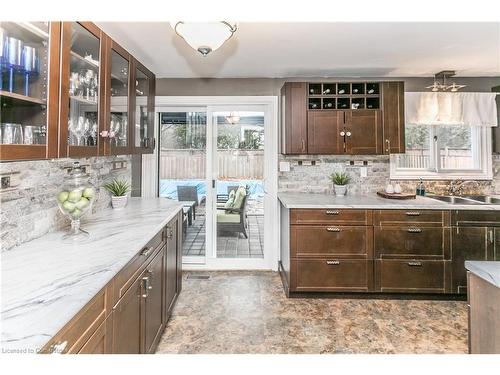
[334,184,348,196]
[111,195,128,209]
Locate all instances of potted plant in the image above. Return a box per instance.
[330,171,351,196]
[103,179,131,209]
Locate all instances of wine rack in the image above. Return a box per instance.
[307,82,380,110]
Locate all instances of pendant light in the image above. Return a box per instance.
[171,22,237,56]
[426,70,467,92]
[225,112,240,125]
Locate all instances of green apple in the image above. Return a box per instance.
[82,187,95,199]
[68,189,82,203]
[62,200,76,212]
[72,208,83,218]
[75,197,89,210]
[57,191,69,203]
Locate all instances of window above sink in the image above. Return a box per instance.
[390,124,493,180]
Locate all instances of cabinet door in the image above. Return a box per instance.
[281,82,307,154]
[451,227,492,294]
[165,220,178,318]
[104,39,131,155]
[307,110,343,154]
[0,22,61,161]
[494,228,500,261]
[381,81,405,154]
[78,316,112,354]
[176,213,183,294]
[345,110,383,154]
[144,246,165,353]
[131,59,155,154]
[59,22,104,158]
[111,274,143,354]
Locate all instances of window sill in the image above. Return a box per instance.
[389,170,493,181]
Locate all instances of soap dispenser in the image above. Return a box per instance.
[416,178,425,196]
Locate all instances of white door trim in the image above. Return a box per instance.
[146,96,279,271]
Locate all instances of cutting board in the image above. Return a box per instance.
[377,191,416,200]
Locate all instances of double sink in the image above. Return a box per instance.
[429,195,500,205]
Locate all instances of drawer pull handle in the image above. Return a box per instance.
[408,261,422,267]
[326,260,340,265]
[407,228,422,233]
[326,227,341,232]
[48,340,68,354]
[405,211,420,216]
[140,247,153,257]
[141,277,150,298]
[325,210,340,215]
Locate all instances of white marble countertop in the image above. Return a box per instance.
[1,198,183,353]
[278,192,500,210]
[465,261,500,288]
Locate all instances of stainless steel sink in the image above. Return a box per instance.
[462,195,500,205]
[429,195,482,205]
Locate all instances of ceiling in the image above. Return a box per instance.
[96,22,500,78]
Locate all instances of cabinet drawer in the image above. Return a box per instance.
[374,226,450,259]
[112,229,165,302]
[291,259,373,292]
[375,259,449,293]
[290,209,372,225]
[291,225,373,258]
[41,287,109,354]
[451,210,500,227]
[374,210,448,226]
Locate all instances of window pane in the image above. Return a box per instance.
[397,124,431,169]
[160,112,207,150]
[437,125,473,170]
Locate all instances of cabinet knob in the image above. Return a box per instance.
[346,131,351,137]
[340,131,346,137]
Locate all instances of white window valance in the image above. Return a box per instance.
[405,92,498,127]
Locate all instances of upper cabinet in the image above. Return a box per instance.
[0,22,61,161]
[59,22,104,158]
[0,22,156,162]
[281,81,405,155]
[131,60,155,154]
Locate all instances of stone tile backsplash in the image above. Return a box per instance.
[278,154,500,196]
[0,156,131,252]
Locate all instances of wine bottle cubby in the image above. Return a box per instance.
[306,82,381,111]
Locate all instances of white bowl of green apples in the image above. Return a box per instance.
[57,186,96,220]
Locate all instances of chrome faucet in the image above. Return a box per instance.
[446,179,479,196]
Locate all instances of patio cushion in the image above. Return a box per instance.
[233,186,246,209]
[224,190,236,208]
[217,211,240,223]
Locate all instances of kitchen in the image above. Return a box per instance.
[1,1,500,372]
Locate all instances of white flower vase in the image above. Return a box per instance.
[111,195,128,209]
[334,184,348,196]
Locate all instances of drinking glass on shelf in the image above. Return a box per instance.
[74,116,85,146]
[7,37,24,92]
[22,45,39,96]
[23,125,36,145]
[2,123,23,144]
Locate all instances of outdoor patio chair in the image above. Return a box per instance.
[177,186,203,220]
[217,184,240,203]
[216,187,249,239]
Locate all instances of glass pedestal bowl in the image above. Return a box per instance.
[56,161,96,242]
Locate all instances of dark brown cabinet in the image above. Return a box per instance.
[381,81,405,154]
[307,110,342,154]
[42,214,183,354]
[0,22,62,161]
[1,21,155,162]
[281,82,307,154]
[345,110,382,154]
[144,246,166,354]
[281,81,405,156]
[111,272,143,354]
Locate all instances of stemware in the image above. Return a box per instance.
[7,37,23,92]
[0,27,8,90]
[2,123,23,144]
[22,45,39,96]
[23,125,36,145]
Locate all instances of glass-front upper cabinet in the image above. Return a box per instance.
[59,22,103,158]
[0,22,61,161]
[106,41,130,155]
[132,60,155,154]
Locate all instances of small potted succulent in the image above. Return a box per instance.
[330,171,351,196]
[103,179,131,209]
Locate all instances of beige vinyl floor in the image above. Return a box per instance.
[156,271,468,354]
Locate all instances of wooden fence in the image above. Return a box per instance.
[398,150,473,169]
[159,149,264,179]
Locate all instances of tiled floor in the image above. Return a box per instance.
[156,271,468,354]
[182,205,264,258]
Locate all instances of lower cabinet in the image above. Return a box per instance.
[42,214,182,354]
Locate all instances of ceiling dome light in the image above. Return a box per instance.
[171,22,237,56]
